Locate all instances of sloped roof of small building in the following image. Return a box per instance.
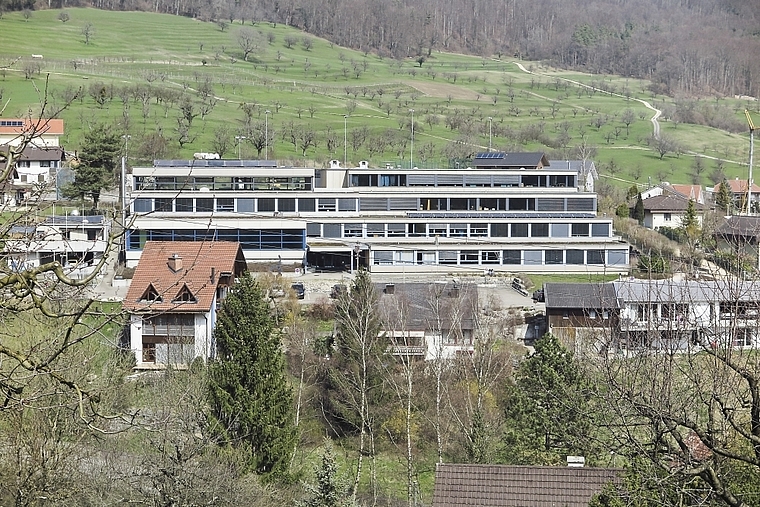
[0,145,65,161]
[715,215,760,238]
[640,194,705,212]
[713,178,760,194]
[431,464,622,507]
[123,241,246,313]
[544,282,618,310]
[613,279,760,303]
[669,184,703,201]
[375,281,478,332]
[0,118,64,136]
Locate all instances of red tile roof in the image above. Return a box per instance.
[713,179,760,194]
[669,184,702,200]
[123,241,246,313]
[0,118,64,136]
[432,464,622,507]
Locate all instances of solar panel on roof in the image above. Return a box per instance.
[474,152,506,159]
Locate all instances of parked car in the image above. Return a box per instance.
[291,282,305,299]
[330,283,347,298]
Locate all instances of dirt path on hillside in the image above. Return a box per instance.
[409,80,480,100]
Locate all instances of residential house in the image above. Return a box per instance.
[669,184,706,205]
[712,178,760,213]
[543,282,618,355]
[376,281,478,360]
[542,278,760,353]
[1,144,66,204]
[3,213,110,279]
[126,153,629,274]
[636,193,704,229]
[431,463,622,507]
[0,118,64,147]
[616,278,760,351]
[0,118,66,205]
[122,241,247,369]
[714,215,760,270]
[641,183,707,206]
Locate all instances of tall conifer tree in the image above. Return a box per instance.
[207,272,295,479]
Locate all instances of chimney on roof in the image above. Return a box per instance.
[567,456,585,468]
[210,267,216,283]
[168,253,183,272]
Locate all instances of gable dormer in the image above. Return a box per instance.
[173,283,197,303]
[139,284,162,303]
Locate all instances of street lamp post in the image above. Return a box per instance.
[235,135,246,159]
[120,134,131,256]
[409,109,415,169]
[488,117,493,152]
[265,110,271,160]
[343,115,348,167]
[122,134,131,160]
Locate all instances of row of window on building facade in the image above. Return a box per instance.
[132,195,596,214]
[127,220,612,247]
[133,173,577,192]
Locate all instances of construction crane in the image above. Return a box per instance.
[746,109,755,215]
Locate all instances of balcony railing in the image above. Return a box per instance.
[388,345,426,356]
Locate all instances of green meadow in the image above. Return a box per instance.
[0,7,754,188]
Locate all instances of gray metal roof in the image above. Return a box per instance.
[613,279,760,303]
[544,282,618,309]
[715,215,760,238]
[546,279,760,306]
[375,281,477,332]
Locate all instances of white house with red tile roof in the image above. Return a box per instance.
[712,178,760,213]
[0,118,64,147]
[122,241,247,369]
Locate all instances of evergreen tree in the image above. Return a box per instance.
[680,198,700,243]
[207,272,295,479]
[632,193,645,223]
[300,440,354,507]
[63,124,121,207]
[716,179,733,214]
[502,333,594,465]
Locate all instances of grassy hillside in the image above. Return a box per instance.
[0,7,754,189]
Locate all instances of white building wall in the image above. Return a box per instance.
[0,134,60,147]
[130,314,144,364]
